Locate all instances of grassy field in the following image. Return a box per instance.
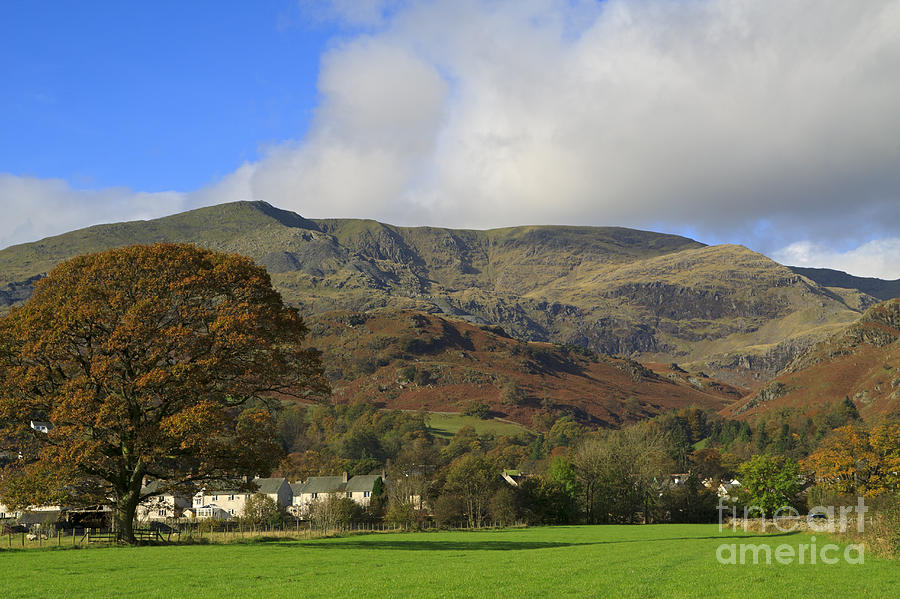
[424,412,529,438]
[1,525,897,598]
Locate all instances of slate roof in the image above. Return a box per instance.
[253,477,288,495]
[19,510,61,526]
[296,476,347,495]
[196,477,287,496]
[345,475,381,493]
[140,479,163,496]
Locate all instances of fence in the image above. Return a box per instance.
[3,519,525,550]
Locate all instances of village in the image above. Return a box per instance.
[1,417,745,537]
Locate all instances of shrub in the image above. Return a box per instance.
[499,379,526,406]
[241,493,286,528]
[463,401,491,420]
[413,368,433,386]
[385,502,423,529]
[489,487,518,526]
[865,494,900,558]
[398,365,417,384]
[434,494,465,528]
[308,494,360,532]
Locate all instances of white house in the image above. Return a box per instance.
[192,477,292,520]
[30,421,53,434]
[290,473,383,516]
[501,470,527,487]
[717,479,742,500]
[344,475,381,508]
[290,474,348,516]
[0,500,22,521]
[136,480,191,522]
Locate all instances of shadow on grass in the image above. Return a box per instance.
[279,531,802,552]
[291,540,592,551]
[0,530,803,553]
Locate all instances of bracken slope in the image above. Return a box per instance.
[724,299,900,421]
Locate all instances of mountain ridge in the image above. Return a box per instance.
[787,266,900,301]
[0,201,885,387]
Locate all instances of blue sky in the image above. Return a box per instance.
[1,1,326,191]
[1,1,899,278]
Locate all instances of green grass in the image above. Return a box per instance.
[425,412,529,438]
[1,525,896,598]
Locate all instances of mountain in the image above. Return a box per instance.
[724,299,900,421]
[788,266,900,302]
[0,201,881,385]
[308,309,742,427]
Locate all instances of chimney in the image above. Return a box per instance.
[342,471,349,484]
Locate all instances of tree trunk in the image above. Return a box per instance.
[116,501,137,544]
[116,463,146,544]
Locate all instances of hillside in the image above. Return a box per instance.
[724,299,900,421]
[307,309,742,427]
[0,201,880,384]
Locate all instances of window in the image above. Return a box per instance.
[311,492,317,499]
[346,492,351,498]
[229,495,235,501]
[230,509,235,515]
[212,495,218,501]
[364,491,370,498]
[158,509,167,516]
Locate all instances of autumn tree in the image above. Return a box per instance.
[804,423,900,497]
[0,244,328,543]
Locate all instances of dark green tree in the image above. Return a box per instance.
[737,455,804,516]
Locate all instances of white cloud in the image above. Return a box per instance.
[773,238,900,280]
[2,0,899,270]
[208,36,449,224]
[0,174,192,249]
[248,0,900,248]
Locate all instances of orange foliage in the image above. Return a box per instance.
[804,423,900,496]
[0,244,328,539]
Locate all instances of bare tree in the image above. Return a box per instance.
[308,493,354,533]
[572,424,672,523]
